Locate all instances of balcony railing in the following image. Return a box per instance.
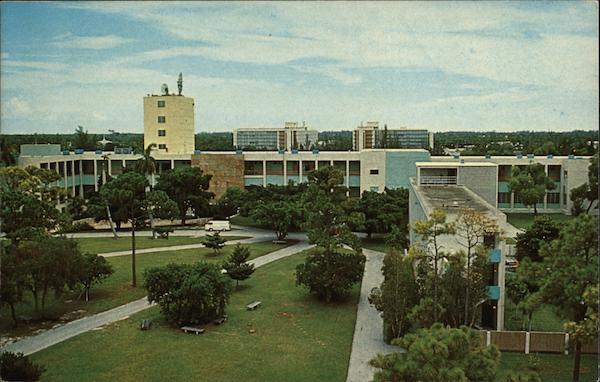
[420,175,458,185]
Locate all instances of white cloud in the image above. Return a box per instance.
[51,34,133,50]
[1,97,32,118]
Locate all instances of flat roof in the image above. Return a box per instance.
[414,185,493,213]
[416,161,497,167]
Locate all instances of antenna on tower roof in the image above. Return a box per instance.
[177,73,183,95]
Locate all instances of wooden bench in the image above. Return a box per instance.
[213,316,227,325]
[246,301,262,311]
[181,326,205,335]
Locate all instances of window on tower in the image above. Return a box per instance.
[158,144,167,150]
[157,100,166,107]
[158,130,166,137]
[158,116,166,123]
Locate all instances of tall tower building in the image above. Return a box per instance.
[143,78,195,154]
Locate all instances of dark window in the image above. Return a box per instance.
[158,116,166,123]
[370,169,379,175]
[158,144,167,150]
[158,129,166,137]
[547,192,560,204]
[158,100,165,108]
[498,192,511,204]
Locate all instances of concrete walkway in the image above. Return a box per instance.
[98,236,271,258]
[1,240,312,356]
[346,248,400,382]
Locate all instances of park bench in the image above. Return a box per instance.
[181,326,205,335]
[140,319,151,330]
[246,301,262,311]
[213,315,228,325]
[153,227,174,239]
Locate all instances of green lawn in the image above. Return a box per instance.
[505,213,576,230]
[75,235,248,254]
[504,298,565,332]
[497,352,598,382]
[0,241,291,338]
[360,237,389,253]
[31,251,360,382]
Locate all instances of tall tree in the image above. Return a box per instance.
[79,253,114,302]
[133,144,158,237]
[201,232,226,255]
[358,188,409,239]
[100,172,177,286]
[73,125,96,151]
[508,163,555,215]
[369,250,419,341]
[217,186,246,217]
[0,250,25,326]
[411,209,456,322]
[455,209,499,325]
[302,166,364,252]
[536,215,598,382]
[155,167,214,224]
[514,216,559,262]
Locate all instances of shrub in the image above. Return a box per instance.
[144,262,232,326]
[296,249,365,302]
[222,244,255,287]
[0,352,45,381]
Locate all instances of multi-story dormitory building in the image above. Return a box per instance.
[14,84,594,331]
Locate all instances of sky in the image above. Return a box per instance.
[0,1,598,134]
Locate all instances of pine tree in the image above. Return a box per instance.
[222,244,255,287]
[202,232,226,255]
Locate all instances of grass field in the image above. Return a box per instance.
[504,299,565,332]
[74,235,248,254]
[31,251,360,382]
[497,352,598,382]
[360,237,389,253]
[505,213,576,230]
[0,241,291,338]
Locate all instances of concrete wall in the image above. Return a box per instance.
[385,150,431,189]
[408,180,427,245]
[458,165,498,207]
[191,154,244,199]
[360,150,386,192]
[144,95,195,154]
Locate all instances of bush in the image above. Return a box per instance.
[58,221,95,233]
[144,262,232,326]
[0,352,45,381]
[296,250,365,302]
[222,244,255,287]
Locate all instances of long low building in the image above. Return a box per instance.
[18,143,591,216]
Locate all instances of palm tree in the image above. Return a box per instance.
[135,144,158,238]
[101,154,119,239]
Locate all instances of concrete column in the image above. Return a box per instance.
[171,159,175,169]
[543,164,548,210]
[299,160,303,182]
[346,160,350,187]
[107,159,112,176]
[486,331,491,346]
[63,161,68,191]
[283,158,287,185]
[93,159,98,192]
[262,160,267,187]
[564,333,569,355]
[79,160,84,198]
[71,160,76,197]
[525,332,530,354]
[496,240,506,331]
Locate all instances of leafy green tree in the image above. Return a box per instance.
[508,163,555,215]
[385,224,409,251]
[370,323,500,382]
[145,262,232,326]
[16,236,84,314]
[202,232,226,255]
[217,186,246,217]
[0,250,25,326]
[296,249,365,302]
[100,171,178,286]
[134,143,158,237]
[155,166,214,223]
[73,125,97,150]
[302,166,364,252]
[0,352,45,382]
[570,153,598,215]
[66,195,88,220]
[358,188,409,239]
[251,200,299,241]
[0,166,64,243]
[514,216,559,262]
[536,215,598,382]
[222,244,255,287]
[455,209,499,325]
[369,250,419,342]
[79,253,114,302]
[411,209,456,322]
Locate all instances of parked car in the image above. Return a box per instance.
[505,258,519,272]
[204,220,231,231]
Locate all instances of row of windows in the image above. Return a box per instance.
[498,192,561,205]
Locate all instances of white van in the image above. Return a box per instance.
[204,220,231,231]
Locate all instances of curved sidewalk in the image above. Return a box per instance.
[1,240,313,356]
[346,248,400,382]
